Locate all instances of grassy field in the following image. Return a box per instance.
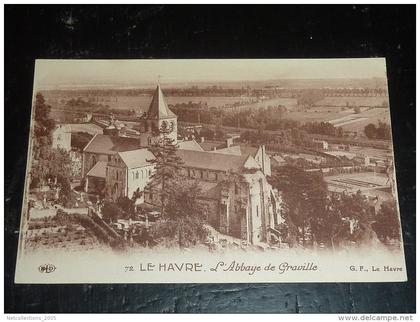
[316,96,389,107]
[228,97,298,111]
[45,93,261,112]
[285,106,391,134]
[286,108,351,122]
[109,95,258,111]
[338,108,391,132]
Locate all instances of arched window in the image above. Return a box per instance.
[136,171,139,179]
[141,169,144,178]
[148,169,151,176]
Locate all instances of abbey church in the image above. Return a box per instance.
[81,85,283,245]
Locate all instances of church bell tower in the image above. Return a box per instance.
[141,84,178,145]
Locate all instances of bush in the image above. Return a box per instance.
[102,202,125,223]
[116,197,134,215]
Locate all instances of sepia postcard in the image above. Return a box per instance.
[15,59,406,283]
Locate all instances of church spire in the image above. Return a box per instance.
[146,85,177,120]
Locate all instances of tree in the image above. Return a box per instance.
[146,124,208,248]
[364,123,377,139]
[364,122,391,140]
[329,191,377,248]
[297,89,325,109]
[147,123,185,219]
[147,173,207,249]
[32,93,55,162]
[323,194,349,250]
[30,145,72,189]
[55,174,73,207]
[29,93,73,204]
[101,196,136,223]
[132,188,142,201]
[257,121,266,137]
[200,127,215,140]
[33,93,55,139]
[215,128,226,139]
[269,166,328,247]
[116,196,135,215]
[102,201,125,223]
[240,130,258,143]
[165,179,207,248]
[372,201,401,245]
[376,122,391,140]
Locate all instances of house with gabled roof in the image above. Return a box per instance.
[82,133,141,178]
[106,149,155,201]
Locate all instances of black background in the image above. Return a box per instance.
[5,5,416,313]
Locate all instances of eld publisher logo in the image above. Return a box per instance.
[38,264,56,274]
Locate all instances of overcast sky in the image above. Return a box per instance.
[34,58,387,89]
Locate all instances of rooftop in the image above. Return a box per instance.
[147,85,177,120]
[198,140,226,151]
[176,149,259,172]
[118,149,155,169]
[83,134,140,155]
[86,160,107,178]
[145,179,221,201]
[67,123,104,135]
[177,140,204,151]
[212,145,242,156]
[239,145,259,157]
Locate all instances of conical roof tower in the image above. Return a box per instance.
[146,85,176,120]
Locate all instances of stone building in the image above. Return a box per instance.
[82,134,140,194]
[80,84,283,245]
[82,134,140,178]
[106,149,155,201]
[144,149,283,245]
